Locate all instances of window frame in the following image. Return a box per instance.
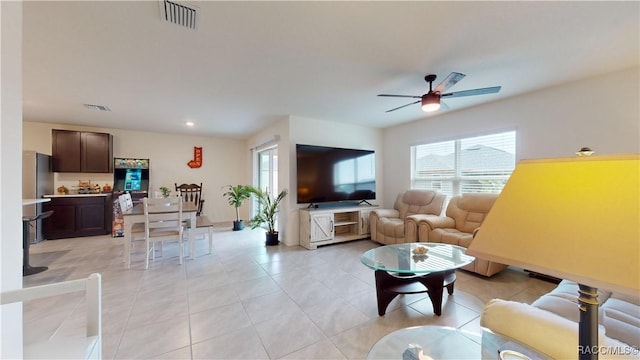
[411,130,516,197]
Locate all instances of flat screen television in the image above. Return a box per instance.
[296,144,376,204]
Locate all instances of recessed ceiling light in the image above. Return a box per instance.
[185,121,194,127]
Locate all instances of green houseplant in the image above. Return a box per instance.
[159,186,171,198]
[248,187,288,245]
[223,185,252,231]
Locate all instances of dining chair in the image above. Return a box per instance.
[143,196,184,269]
[119,193,145,264]
[185,215,214,259]
[118,192,134,211]
[174,183,204,215]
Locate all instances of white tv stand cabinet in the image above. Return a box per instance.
[299,205,376,250]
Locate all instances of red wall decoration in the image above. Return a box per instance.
[187,146,203,168]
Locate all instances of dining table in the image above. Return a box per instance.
[122,201,199,268]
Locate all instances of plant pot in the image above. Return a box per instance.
[232,220,245,231]
[265,231,279,246]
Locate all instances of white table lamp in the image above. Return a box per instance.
[467,154,639,360]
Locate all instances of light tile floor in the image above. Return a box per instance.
[23,225,557,359]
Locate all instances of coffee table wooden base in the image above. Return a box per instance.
[374,269,456,316]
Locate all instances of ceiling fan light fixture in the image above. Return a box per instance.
[421,93,440,112]
[379,72,501,113]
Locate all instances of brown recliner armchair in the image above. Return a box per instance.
[412,193,507,277]
[370,189,445,245]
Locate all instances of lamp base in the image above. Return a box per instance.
[578,284,599,360]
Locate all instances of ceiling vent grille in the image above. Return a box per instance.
[84,104,111,112]
[159,0,198,30]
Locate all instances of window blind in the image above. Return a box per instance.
[412,131,516,197]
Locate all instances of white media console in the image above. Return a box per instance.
[299,205,376,250]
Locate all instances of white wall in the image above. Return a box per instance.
[22,122,249,223]
[18,67,640,247]
[289,115,384,209]
[1,1,24,357]
[247,116,383,246]
[246,117,292,243]
[382,67,640,208]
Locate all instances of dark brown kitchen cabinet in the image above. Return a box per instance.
[43,195,112,239]
[52,129,81,172]
[52,129,113,173]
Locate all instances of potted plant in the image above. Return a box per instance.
[159,186,171,198]
[248,187,288,246]
[223,185,252,231]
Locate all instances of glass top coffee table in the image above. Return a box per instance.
[361,243,474,316]
[367,325,549,360]
[366,326,481,359]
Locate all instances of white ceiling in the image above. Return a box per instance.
[22,1,639,138]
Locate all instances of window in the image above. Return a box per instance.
[411,131,516,197]
[254,145,279,218]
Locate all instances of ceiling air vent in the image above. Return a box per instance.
[159,0,198,30]
[84,104,111,112]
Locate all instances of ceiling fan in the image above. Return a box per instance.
[378,72,501,113]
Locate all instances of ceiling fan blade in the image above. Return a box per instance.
[433,72,465,93]
[378,94,422,99]
[440,100,450,110]
[441,86,501,98]
[385,100,421,112]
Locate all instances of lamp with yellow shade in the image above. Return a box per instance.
[467,154,639,360]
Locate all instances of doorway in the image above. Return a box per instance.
[254,146,279,215]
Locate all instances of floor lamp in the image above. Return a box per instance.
[467,154,639,360]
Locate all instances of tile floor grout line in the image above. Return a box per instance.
[111,277,141,360]
[235,283,274,359]
[45,292,84,342]
[180,256,195,360]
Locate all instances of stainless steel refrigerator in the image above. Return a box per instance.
[22,151,54,243]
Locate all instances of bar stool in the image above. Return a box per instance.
[22,210,53,276]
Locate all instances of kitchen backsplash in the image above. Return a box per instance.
[54,173,113,194]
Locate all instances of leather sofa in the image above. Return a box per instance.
[369,189,445,245]
[481,280,640,359]
[406,193,507,277]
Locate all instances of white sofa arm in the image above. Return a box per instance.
[1,273,102,359]
[481,299,638,360]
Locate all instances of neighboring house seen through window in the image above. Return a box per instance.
[411,131,516,197]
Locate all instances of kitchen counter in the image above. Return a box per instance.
[44,193,111,198]
[42,194,112,239]
[23,198,52,205]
